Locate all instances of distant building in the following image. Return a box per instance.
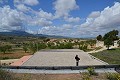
[96,41,104,47]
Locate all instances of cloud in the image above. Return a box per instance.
[37,2,120,38]
[0,0,8,4]
[15,4,30,12]
[54,0,79,18]
[38,24,76,36]
[24,0,39,6]
[30,18,53,27]
[38,26,60,35]
[14,0,39,6]
[0,6,25,31]
[14,0,53,27]
[0,5,52,32]
[88,11,100,18]
[79,2,120,36]
[37,9,54,20]
[1,0,120,38]
[64,16,80,23]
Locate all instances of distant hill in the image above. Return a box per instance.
[0,30,67,38]
[0,30,33,36]
[0,30,96,39]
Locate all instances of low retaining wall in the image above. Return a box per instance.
[0,65,120,70]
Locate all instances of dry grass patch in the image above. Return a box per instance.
[0,49,32,60]
[0,69,112,80]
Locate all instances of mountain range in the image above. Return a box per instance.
[0,30,67,38]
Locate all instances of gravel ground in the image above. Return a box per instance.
[22,49,108,66]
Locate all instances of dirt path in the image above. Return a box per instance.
[88,46,118,53]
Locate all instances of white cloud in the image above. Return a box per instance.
[53,0,80,23]
[79,2,120,36]
[29,18,53,27]
[24,0,39,6]
[16,4,30,12]
[0,5,53,32]
[13,1,53,27]
[1,0,120,38]
[37,2,120,38]
[26,29,36,34]
[38,26,59,35]
[73,2,120,37]
[54,0,79,18]
[38,24,75,36]
[64,17,80,23]
[13,0,53,27]
[0,6,25,31]
[88,11,100,18]
[14,0,39,6]
[62,24,72,29]
[37,9,54,20]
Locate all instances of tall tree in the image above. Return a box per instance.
[103,30,119,49]
[104,38,113,50]
[103,30,119,41]
[23,46,28,53]
[29,43,37,54]
[96,35,102,41]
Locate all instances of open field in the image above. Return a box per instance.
[90,48,120,64]
[0,49,32,60]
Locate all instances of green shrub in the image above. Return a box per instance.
[106,73,120,80]
[0,45,12,54]
[23,45,28,53]
[2,57,10,60]
[87,67,97,76]
[82,72,91,80]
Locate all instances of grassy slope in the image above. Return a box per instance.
[90,48,120,64]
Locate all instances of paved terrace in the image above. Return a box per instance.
[11,55,32,66]
[22,49,108,66]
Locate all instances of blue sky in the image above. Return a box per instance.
[0,0,120,38]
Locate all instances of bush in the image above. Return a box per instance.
[2,57,10,60]
[82,72,91,80]
[87,67,97,76]
[106,73,120,80]
[49,43,73,49]
[79,45,88,51]
[23,46,28,53]
[0,45,12,54]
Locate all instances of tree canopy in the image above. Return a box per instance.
[103,30,119,49]
[103,30,119,41]
[0,45,12,54]
[96,35,102,41]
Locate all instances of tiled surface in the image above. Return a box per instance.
[22,49,107,66]
[11,55,32,66]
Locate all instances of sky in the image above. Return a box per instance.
[0,0,120,38]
